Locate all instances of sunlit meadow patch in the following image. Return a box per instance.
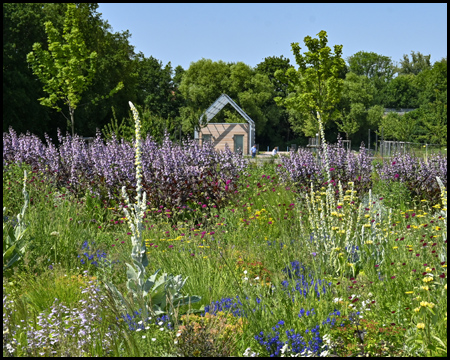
[3,121,447,357]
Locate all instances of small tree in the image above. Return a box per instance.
[274,30,346,137]
[27,4,122,136]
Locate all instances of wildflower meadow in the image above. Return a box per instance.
[3,104,447,357]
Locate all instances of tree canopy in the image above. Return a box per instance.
[274,30,346,137]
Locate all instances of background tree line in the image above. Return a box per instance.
[3,3,447,148]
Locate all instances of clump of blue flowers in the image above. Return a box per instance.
[203,296,247,318]
[78,240,118,267]
[254,309,345,357]
[118,309,173,331]
[281,260,332,300]
[255,318,323,357]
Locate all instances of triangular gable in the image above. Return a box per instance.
[201,93,255,126]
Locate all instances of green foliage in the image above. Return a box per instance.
[178,58,274,136]
[334,72,375,139]
[3,171,30,273]
[347,51,396,106]
[26,4,99,136]
[274,30,346,137]
[175,312,244,356]
[3,3,55,137]
[326,318,407,356]
[398,51,432,76]
[102,106,135,142]
[382,74,419,108]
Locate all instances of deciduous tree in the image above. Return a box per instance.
[274,30,346,137]
[26,4,123,136]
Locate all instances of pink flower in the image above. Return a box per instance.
[329,168,335,171]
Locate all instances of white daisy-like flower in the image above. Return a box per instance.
[151,338,156,341]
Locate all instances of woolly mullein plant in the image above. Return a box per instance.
[103,102,200,322]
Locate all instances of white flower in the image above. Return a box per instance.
[151,338,156,341]
[142,335,146,339]
[254,276,260,280]
[158,321,164,326]
[136,328,141,332]
[244,270,248,275]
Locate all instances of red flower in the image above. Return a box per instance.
[391,311,396,314]
[375,264,380,268]
[391,276,396,279]
[416,254,420,257]
[439,273,446,278]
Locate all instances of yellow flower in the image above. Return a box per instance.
[417,323,425,329]
[422,277,433,283]
[425,267,432,272]
[413,307,421,312]
[365,214,370,218]
[393,246,398,250]
[405,291,414,294]
[364,224,371,228]
[365,241,373,245]
[444,284,447,290]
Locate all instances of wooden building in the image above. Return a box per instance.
[194,94,255,155]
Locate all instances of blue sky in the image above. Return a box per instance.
[97,3,447,70]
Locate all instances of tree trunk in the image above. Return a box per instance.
[69,106,75,137]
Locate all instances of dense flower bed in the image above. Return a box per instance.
[276,138,373,196]
[3,127,247,210]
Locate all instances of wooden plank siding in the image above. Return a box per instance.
[199,123,249,154]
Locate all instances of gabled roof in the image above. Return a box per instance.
[201,93,255,126]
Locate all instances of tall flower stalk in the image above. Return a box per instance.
[121,101,148,267]
[103,102,200,321]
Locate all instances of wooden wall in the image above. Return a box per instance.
[200,123,249,154]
